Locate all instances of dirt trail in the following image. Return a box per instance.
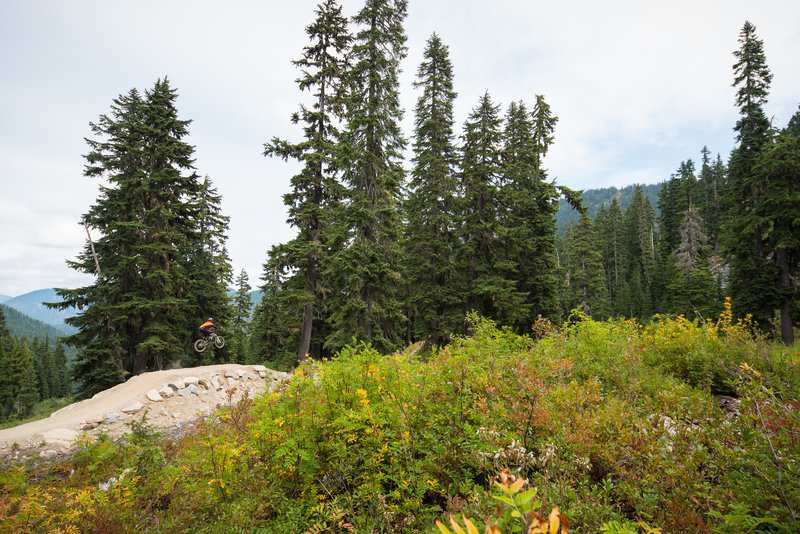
[0,364,289,462]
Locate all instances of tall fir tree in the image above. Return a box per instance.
[457,92,527,325]
[621,185,657,319]
[183,176,234,366]
[560,213,610,319]
[667,206,718,319]
[404,33,460,346]
[52,78,212,398]
[52,343,71,398]
[724,21,775,328]
[325,0,408,353]
[231,268,253,363]
[753,129,800,344]
[262,0,351,362]
[500,96,562,329]
[595,199,625,316]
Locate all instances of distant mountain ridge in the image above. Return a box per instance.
[2,288,77,334]
[1,303,70,341]
[555,183,662,235]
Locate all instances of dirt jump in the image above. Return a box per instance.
[0,364,290,462]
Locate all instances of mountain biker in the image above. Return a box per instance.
[199,318,215,339]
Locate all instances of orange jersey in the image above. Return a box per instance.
[200,321,214,329]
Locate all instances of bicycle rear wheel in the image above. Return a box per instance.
[194,338,207,353]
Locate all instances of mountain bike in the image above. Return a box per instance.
[194,331,225,352]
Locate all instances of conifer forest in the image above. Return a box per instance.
[1,2,799,532]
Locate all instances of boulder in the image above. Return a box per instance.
[121,401,144,414]
[146,389,163,402]
[159,386,175,398]
[184,376,199,385]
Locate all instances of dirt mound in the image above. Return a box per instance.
[0,364,289,462]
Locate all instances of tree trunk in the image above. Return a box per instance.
[297,301,314,362]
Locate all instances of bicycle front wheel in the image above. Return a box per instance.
[214,335,225,349]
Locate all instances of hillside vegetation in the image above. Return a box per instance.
[1,306,798,533]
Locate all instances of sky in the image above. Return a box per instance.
[1,0,798,298]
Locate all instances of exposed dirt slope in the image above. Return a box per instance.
[0,364,289,462]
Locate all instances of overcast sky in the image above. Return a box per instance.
[1,0,798,298]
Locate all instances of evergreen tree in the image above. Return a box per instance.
[561,213,609,319]
[621,186,657,318]
[262,0,351,362]
[668,206,718,319]
[31,338,56,400]
[785,105,800,137]
[725,21,775,328]
[0,306,9,339]
[325,0,408,353]
[457,92,527,325]
[250,262,298,370]
[52,78,210,398]
[753,131,800,344]
[595,199,625,316]
[52,343,71,398]
[0,308,11,418]
[1,338,39,416]
[231,269,253,363]
[500,97,562,328]
[183,176,234,366]
[404,33,460,346]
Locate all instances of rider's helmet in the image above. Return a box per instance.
[208,318,213,322]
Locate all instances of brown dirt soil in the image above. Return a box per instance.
[0,364,289,463]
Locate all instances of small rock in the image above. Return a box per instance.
[146,389,163,402]
[198,378,212,390]
[168,379,186,390]
[225,369,237,378]
[210,377,221,390]
[252,365,267,372]
[258,371,267,378]
[121,401,144,414]
[159,386,175,398]
[178,388,193,398]
[236,369,245,378]
[184,376,199,385]
[188,384,199,395]
[104,412,120,424]
[40,450,59,459]
[81,422,100,431]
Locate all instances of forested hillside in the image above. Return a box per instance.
[1,303,70,342]
[2,288,76,332]
[555,183,661,236]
